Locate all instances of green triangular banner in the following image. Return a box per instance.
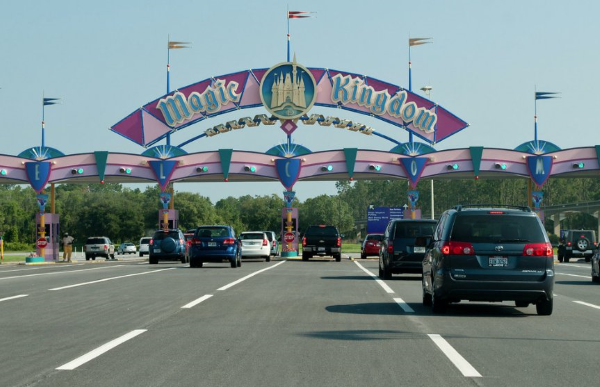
[219,149,233,180]
[94,151,108,182]
[344,148,358,179]
[469,146,483,177]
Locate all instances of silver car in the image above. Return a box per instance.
[118,242,137,255]
[139,237,151,257]
[240,232,271,261]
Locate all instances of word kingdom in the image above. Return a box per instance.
[330,73,436,133]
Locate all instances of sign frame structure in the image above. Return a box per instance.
[367,207,404,234]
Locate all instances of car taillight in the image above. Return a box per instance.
[302,237,306,247]
[103,244,108,251]
[150,239,154,245]
[272,240,276,247]
[567,241,571,246]
[442,241,475,255]
[223,238,236,245]
[180,238,184,245]
[523,243,553,257]
[262,238,268,246]
[191,238,201,245]
[336,237,341,247]
[388,242,394,254]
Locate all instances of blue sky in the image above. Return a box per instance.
[1,0,598,203]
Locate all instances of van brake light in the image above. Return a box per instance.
[442,241,475,255]
[388,242,393,254]
[523,242,553,256]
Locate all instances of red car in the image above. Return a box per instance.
[361,234,384,259]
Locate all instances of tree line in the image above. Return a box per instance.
[0,177,598,248]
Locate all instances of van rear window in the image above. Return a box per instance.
[451,215,546,243]
[394,224,435,239]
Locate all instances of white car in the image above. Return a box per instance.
[139,237,151,257]
[118,242,137,255]
[240,232,271,262]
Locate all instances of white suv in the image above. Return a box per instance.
[139,237,152,257]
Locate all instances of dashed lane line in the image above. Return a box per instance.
[49,268,175,290]
[217,261,286,291]
[354,261,395,294]
[181,294,213,309]
[0,294,28,303]
[428,334,482,378]
[556,272,590,279]
[56,329,147,370]
[573,300,600,310]
[393,297,415,313]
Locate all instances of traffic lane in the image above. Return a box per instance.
[0,260,285,387]
[40,259,478,387]
[358,261,600,386]
[554,260,600,305]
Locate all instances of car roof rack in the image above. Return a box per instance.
[453,204,532,212]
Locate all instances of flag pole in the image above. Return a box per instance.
[287,7,290,62]
[42,92,45,149]
[534,86,538,150]
[167,34,171,95]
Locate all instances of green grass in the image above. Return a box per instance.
[342,243,361,253]
[1,255,28,263]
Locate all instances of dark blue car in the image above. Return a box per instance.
[189,225,241,268]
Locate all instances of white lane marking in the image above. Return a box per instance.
[181,294,213,309]
[556,272,590,279]
[354,261,395,294]
[0,294,28,303]
[573,300,600,310]
[428,334,482,378]
[49,268,175,290]
[217,261,286,291]
[567,264,590,269]
[393,297,415,313]
[0,266,123,281]
[56,329,146,370]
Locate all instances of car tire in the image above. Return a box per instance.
[563,256,569,263]
[592,274,599,283]
[139,252,143,257]
[110,253,115,259]
[379,264,384,278]
[230,258,237,268]
[422,283,432,306]
[577,238,590,252]
[149,256,158,264]
[432,294,447,314]
[180,255,186,264]
[85,255,90,261]
[190,259,197,268]
[92,257,96,261]
[334,253,341,262]
[382,263,392,280]
[515,301,529,307]
[536,298,553,315]
[266,255,271,262]
[302,253,308,261]
[585,256,591,263]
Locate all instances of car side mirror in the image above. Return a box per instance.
[415,235,433,247]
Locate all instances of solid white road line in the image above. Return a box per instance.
[0,266,123,281]
[181,294,213,309]
[428,334,482,378]
[354,261,395,294]
[56,329,147,370]
[0,294,28,303]
[217,261,286,291]
[49,268,175,290]
[393,297,415,313]
[573,300,600,310]
[557,273,590,279]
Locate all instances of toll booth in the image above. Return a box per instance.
[157,209,179,230]
[280,207,299,257]
[36,213,60,261]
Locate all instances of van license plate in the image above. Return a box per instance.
[154,248,161,253]
[414,247,426,253]
[208,242,216,247]
[489,256,508,267]
[318,247,325,251]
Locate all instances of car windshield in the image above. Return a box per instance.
[451,214,546,243]
[196,227,231,238]
[366,235,383,241]
[140,238,151,244]
[241,233,264,240]
[86,238,106,244]
[394,224,435,239]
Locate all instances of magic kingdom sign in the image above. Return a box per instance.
[110,60,467,147]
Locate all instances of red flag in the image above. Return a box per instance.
[288,11,312,18]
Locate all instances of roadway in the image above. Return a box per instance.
[0,254,598,387]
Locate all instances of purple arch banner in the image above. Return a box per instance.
[110,66,468,148]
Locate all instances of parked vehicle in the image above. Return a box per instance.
[84,237,115,260]
[149,229,187,265]
[592,249,600,283]
[117,242,137,255]
[558,229,598,263]
[189,225,241,268]
[262,231,279,257]
[302,225,342,261]
[361,234,383,259]
[240,231,271,261]
[139,237,151,257]
[379,220,436,279]
[422,204,554,315]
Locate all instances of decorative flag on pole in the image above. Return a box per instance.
[166,37,191,145]
[407,37,432,145]
[286,11,314,62]
[42,96,60,149]
[533,90,560,150]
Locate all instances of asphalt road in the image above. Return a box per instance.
[0,254,598,387]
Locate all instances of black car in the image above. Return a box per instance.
[558,229,597,263]
[149,229,187,265]
[301,225,342,261]
[592,249,600,283]
[379,219,437,279]
[422,205,554,315]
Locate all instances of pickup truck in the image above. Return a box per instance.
[301,225,342,262]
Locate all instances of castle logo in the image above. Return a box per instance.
[260,56,317,120]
